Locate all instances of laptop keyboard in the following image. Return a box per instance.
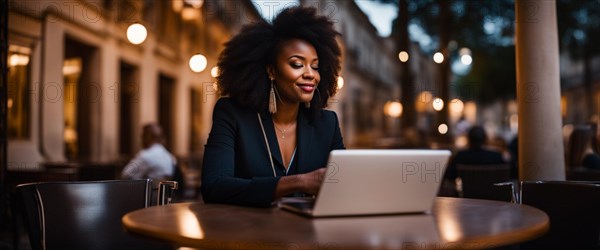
[279,197,316,211]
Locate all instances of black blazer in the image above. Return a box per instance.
[201,98,345,207]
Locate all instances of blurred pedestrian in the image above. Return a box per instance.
[122,123,176,181]
[508,135,519,178]
[587,122,600,154]
[444,126,506,181]
[454,115,471,137]
[566,126,600,170]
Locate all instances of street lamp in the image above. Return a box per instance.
[189,54,207,73]
[460,54,472,65]
[337,76,344,90]
[459,47,472,66]
[127,23,147,45]
[398,51,409,63]
[449,98,464,116]
[432,97,444,111]
[211,66,219,78]
[384,101,403,118]
[438,123,448,134]
[433,52,444,64]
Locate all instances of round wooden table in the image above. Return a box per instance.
[122,197,549,249]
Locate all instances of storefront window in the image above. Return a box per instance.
[119,61,139,158]
[159,74,175,151]
[63,58,82,159]
[190,89,203,152]
[7,44,31,139]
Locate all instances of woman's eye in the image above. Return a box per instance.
[291,63,303,68]
[311,65,319,70]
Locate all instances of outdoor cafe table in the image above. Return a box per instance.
[122,197,549,249]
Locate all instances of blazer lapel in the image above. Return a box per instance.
[296,110,314,173]
[260,111,284,167]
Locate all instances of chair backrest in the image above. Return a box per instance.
[520,181,600,250]
[457,164,512,201]
[16,179,169,250]
[566,167,600,181]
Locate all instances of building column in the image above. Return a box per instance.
[41,18,66,162]
[99,30,119,162]
[515,0,565,180]
[139,36,157,126]
[174,63,190,157]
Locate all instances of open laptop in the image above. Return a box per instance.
[279,149,451,217]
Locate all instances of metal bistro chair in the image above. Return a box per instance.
[457,164,513,201]
[514,181,600,250]
[15,179,178,250]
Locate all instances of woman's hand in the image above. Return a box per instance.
[273,167,327,199]
[299,168,326,195]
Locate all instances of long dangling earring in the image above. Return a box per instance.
[269,79,277,114]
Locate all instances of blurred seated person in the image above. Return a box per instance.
[444,126,506,181]
[508,135,518,177]
[122,123,176,181]
[566,126,600,170]
[587,121,600,154]
[489,135,518,178]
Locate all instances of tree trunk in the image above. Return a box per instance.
[398,0,416,131]
[437,0,452,143]
[584,41,594,120]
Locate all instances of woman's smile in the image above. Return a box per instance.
[297,83,316,93]
[269,38,320,104]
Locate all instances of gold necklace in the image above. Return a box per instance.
[273,122,295,140]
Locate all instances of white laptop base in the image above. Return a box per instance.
[279,149,451,217]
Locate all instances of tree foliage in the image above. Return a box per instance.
[369,0,599,107]
[406,0,514,51]
[455,45,516,103]
[379,0,516,103]
[413,0,515,104]
[556,0,600,119]
[557,0,600,60]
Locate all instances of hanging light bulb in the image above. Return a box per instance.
[398,51,409,62]
[211,66,220,78]
[337,76,344,90]
[433,97,444,111]
[449,98,464,115]
[433,52,444,64]
[438,124,449,134]
[127,23,147,45]
[384,101,403,118]
[189,54,207,73]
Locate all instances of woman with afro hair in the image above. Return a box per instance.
[201,6,345,207]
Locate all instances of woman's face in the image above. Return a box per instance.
[270,39,320,105]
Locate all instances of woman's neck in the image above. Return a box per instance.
[273,100,299,124]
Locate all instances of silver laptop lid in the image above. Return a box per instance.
[312,150,451,217]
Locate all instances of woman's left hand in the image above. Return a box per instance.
[299,168,326,195]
